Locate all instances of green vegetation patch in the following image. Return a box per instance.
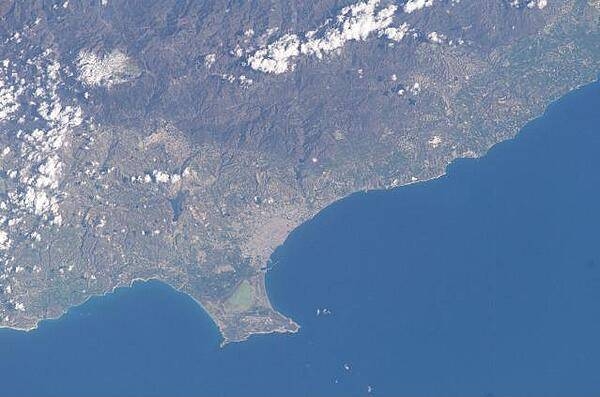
[225,280,255,312]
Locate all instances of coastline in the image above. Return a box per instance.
[0,276,164,334]
[0,274,300,348]
[1,76,598,345]
[2,72,600,396]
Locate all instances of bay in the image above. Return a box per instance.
[1,79,599,396]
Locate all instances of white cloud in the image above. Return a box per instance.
[77,49,140,88]
[0,230,10,250]
[35,155,62,189]
[403,0,435,13]
[380,22,411,42]
[0,49,84,246]
[204,53,216,68]
[0,84,21,122]
[509,0,549,9]
[0,61,24,122]
[247,0,399,74]
[151,170,181,184]
[152,170,171,183]
[427,31,445,44]
[247,34,301,74]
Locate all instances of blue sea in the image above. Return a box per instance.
[2,79,600,397]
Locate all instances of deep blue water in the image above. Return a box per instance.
[2,79,600,397]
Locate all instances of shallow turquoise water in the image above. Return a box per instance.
[1,79,600,396]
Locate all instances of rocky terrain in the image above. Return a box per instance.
[0,0,598,342]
